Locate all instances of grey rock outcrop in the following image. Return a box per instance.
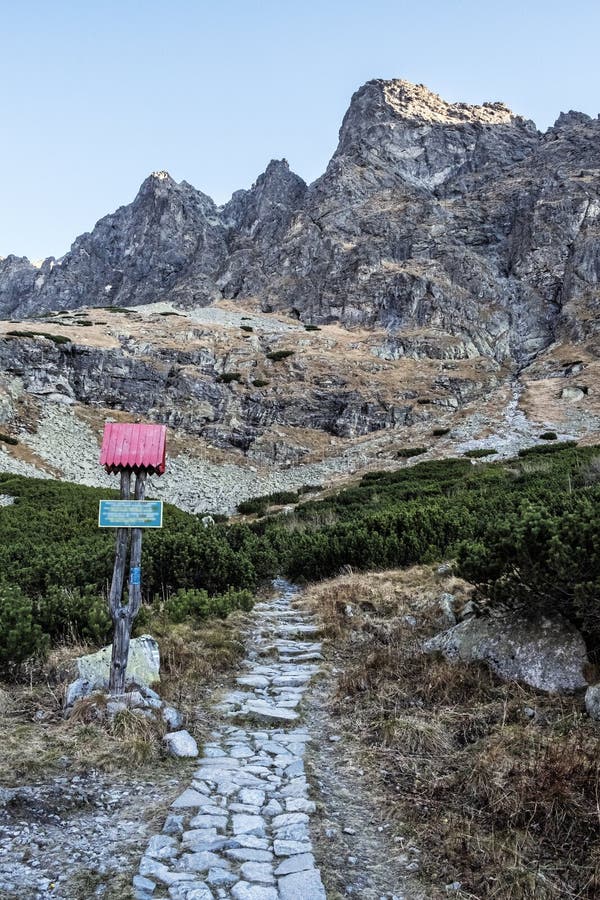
[584,684,600,719]
[0,332,426,451]
[72,634,160,693]
[423,613,589,693]
[0,171,227,317]
[1,78,599,373]
[163,730,199,758]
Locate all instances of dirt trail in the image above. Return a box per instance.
[305,674,426,900]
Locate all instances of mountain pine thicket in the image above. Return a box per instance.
[2,441,600,676]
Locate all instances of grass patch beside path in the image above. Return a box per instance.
[307,567,600,900]
[0,612,247,786]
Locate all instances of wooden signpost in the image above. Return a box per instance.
[99,423,167,695]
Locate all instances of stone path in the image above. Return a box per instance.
[134,579,327,900]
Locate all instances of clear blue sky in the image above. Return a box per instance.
[1,0,599,260]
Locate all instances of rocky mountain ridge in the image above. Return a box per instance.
[1,78,598,368]
[0,78,599,510]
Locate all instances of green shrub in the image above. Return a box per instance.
[238,488,298,516]
[265,491,298,505]
[238,490,299,516]
[432,427,451,436]
[240,325,254,332]
[0,474,279,659]
[266,350,295,362]
[539,431,558,440]
[5,330,71,345]
[217,372,242,384]
[252,379,270,388]
[163,587,254,623]
[297,484,322,495]
[0,584,48,677]
[44,333,72,345]
[237,499,268,517]
[37,586,111,645]
[464,448,497,458]
[455,490,600,642]
[416,398,432,405]
[304,325,321,332]
[518,441,578,457]
[0,433,18,446]
[158,311,184,317]
[5,441,600,666]
[396,447,427,458]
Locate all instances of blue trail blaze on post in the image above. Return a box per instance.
[130,567,141,585]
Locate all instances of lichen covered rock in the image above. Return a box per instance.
[76,634,160,689]
[163,730,199,758]
[423,613,589,693]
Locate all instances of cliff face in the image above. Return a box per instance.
[0,172,228,315]
[1,78,598,371]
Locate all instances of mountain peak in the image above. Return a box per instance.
[330,78,538,193]
[552,110,594,129]
[264,158,291,175]
[137,170,179,198]
[352,78,526,127]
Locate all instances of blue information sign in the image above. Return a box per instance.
[98,500,163,529]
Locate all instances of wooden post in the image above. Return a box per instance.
[108,470,149,696]
[100,422,166,697]
[128,471,146,620]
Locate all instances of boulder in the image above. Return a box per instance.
[106,700,128,718]
[423,613,589,693]
[585,684,600,719]
[65,678,96,706]
[164,730,199,758]
[438,592,456,625]
[561,386,586,402]
[76,634,160,689]
[459,600,477,621]
[162,705,184,729]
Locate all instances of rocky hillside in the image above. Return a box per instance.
[0,79,599,509]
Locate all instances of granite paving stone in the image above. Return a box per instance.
[134,579,326,898]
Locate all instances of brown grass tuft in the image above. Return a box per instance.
[311,565,600,899]
[109,709,166,766]
[0,613,247,785]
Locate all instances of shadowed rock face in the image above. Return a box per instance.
[1,78,599,367]
[0,172,228,316]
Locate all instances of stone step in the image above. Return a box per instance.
[134,580,326,899]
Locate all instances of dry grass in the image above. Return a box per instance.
[69,869,135,900]
[0,614,247,786]
[308,567,600,899]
